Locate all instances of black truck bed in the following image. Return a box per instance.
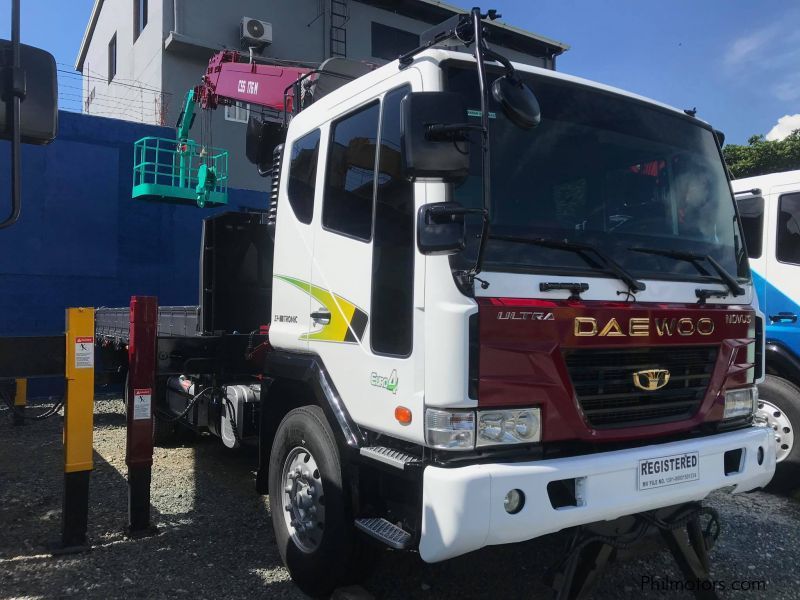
[94,210,273,345]
[95,306,200,344]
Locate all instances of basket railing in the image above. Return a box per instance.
[132,137,229,206]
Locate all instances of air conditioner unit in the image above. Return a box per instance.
[241,17,273,47]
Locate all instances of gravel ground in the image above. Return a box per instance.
[2,397,799,600]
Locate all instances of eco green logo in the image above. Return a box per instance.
[370,370,399,394]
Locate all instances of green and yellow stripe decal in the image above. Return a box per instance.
[275,275,368,343]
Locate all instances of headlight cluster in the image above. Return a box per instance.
[724,386,758,419]
[425,407,541,450]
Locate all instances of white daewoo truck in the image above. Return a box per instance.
[96,9,775,597]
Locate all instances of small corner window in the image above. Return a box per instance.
[371,86,414,356]
[287,129,321,224]
[134,0,148,41]
[323,101,380,241]
[736,195,764,259]
[225,102,250,123]
[108,34,117,82]
[777,193,800,265]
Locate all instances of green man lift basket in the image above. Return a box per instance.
[132,137,229,207]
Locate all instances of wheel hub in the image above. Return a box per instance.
[280,446,325,553]
[757,399,794,463]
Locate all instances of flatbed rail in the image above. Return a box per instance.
[95,306,200,344]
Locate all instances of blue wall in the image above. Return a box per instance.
[0,111,268,337]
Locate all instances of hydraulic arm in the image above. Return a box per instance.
[194,50,310,113]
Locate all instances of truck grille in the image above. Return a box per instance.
[563,346,718,429]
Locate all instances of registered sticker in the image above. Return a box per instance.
[133,388,152,420]
[74,336,94,369]
[638,451,699,491]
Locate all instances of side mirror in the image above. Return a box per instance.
[417,202,487,255]
[491,76,540,130]
[401,92,470,182]
[246,115,285,175]
[713,129,726,147]
[735,194,765,259]
[0,41,58,145]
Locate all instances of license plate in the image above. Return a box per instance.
[638,451,699,491]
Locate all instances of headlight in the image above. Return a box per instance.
[477,408,541,447]
[425,409,475,450]
[724,386,758,419]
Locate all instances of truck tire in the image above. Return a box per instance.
[268,405,370,596]
[757,375,800,491]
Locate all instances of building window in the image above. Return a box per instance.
[323,101,380,241]
[777,193,800,265]
[371,22,419,61]
[134,0,148,41]
[108,34,117,82]
[225,102,250,123]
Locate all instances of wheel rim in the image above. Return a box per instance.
[757,399,795,463]
[280,446,325,553]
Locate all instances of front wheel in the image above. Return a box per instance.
[268,406,371,596]
[757,375,800,491]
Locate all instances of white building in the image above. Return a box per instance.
[75,0,568,190]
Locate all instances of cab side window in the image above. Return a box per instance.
[323,101,380,241]
[287,129,321,224]
[777,193,800,264]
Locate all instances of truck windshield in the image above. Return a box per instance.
[444,64,750,283]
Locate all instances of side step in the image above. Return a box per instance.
[355,518,412,550]
[359,446,420,470]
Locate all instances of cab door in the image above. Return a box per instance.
[308,84,424,441]
[269,128,323,352]
[764,186,800,352]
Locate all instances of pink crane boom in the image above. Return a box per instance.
[194,50,311,113]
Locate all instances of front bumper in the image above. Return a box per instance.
[419,426,775,562]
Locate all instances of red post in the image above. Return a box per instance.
[126,296,158,536]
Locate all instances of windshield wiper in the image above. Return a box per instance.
[628,246,745,297]
[490,234,646,293]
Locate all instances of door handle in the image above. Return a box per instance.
[769,312,798,324]
[311,309,331,325]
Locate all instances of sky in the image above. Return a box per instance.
[1,0,798,145]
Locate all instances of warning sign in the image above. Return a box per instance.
[133,388,152,420]
[75,336,94,369]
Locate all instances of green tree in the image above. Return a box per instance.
[723,129,800,178]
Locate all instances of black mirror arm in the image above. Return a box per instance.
[481,45,518,82]
[0,0,23,230]
[466,7,493,285]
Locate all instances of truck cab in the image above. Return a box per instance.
[261,44,775,589]
[733,169,800,488]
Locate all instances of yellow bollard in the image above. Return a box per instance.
[60,307,95,551]
[12,378,26,426]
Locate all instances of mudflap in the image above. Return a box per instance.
[547,502,721,600]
